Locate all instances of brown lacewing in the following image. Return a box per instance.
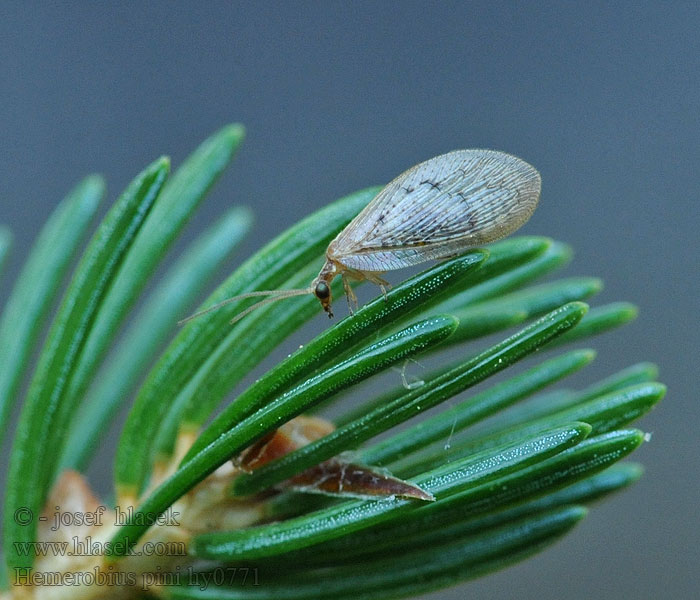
[179,149,541,326]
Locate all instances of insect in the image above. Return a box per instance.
[180,149,541,326]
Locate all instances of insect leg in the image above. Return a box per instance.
[393,358,425,390]
[365,272,392,300]
[341,273,359,314]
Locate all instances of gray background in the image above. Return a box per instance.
[1,2,698,599]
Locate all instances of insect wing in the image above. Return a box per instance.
[328,149,541,272]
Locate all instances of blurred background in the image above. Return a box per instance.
[1,2,698,598]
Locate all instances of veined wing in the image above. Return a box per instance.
[328,149,541,272]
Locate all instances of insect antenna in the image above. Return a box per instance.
[177,287,314,326]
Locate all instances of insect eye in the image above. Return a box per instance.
[314,282,330,300]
